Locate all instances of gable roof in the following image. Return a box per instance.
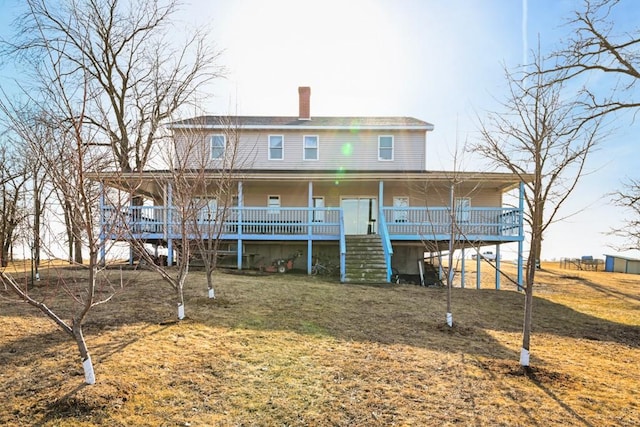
[170,115,434,131]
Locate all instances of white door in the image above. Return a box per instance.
[341,197,377,235]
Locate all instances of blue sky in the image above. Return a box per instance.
[0,0,638,260]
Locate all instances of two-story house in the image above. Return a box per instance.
[98,87,528,287]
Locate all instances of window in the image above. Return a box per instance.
[210,134,226,160]
[378,135,394,161]
[303,135,318,160]
[268,195,281,215]
[455,197,471,223]
[313,197,325,222]
[269,135,284,160]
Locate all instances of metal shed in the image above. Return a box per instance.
[604,254,640,275]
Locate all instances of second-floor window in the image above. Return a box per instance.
[379,135,394,161]
[304,135,318,160]
[269,135,284,160]
[210,134,226,160]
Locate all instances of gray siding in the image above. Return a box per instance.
[175,128,426,171]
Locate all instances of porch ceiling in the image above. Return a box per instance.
[88,169,532,196]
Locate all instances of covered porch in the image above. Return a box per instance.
[97,170,528,286]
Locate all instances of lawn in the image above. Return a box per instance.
[0,261,638,426]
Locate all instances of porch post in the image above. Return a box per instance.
[237,181,243,270]
[476,253,481,289]
[129,197,134,266]
[460,247,465,288]
[167,182,173,266]
[308,181,313,275]
[99,182,106,266]
[517,181,524,291]
[495,244,501,290]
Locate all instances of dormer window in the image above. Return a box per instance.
[210,134,226,160]
[378,135,394,161]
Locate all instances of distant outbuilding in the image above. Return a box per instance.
[604,254,640,275]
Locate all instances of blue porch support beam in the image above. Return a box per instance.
[339,209,346,283]
[167,183,173,266]
[99,182,106,266]
[237,181,244,270]
[307,181,313,275]
[476,252,481,289]
[460,247,465,288]
[517,181,524,291]
[378,180,393,282]
[128,196,134,266]
[495,244,501,290]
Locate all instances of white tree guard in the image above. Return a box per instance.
[178,303,185,320]
[208,288,215,299]
[446,312,453,327]
[520,348,530,366]
[83,356,96,385]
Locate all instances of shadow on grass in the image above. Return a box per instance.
[185,274,640,356]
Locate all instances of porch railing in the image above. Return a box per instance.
[382,207,521,238]
[101,205,522,240]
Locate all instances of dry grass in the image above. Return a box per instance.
[0,261,638,426]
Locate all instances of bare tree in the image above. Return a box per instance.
[549,0,640,120]
[0,102,111,385]
[546,0,640,249]
[186,116,245,299]
[473,54,603,367]
[5,0,222,173]
[609,178,640,251]
[0,8,127,384]
[0,143,29,267]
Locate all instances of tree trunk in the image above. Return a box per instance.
[63,199,73,264]
[72,210,83,264]
[72,321,95,385]
[206,270,215,299]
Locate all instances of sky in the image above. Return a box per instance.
[0,0,639,261]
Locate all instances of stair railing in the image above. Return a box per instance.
[339,208,346,283]
[378,209,393,282]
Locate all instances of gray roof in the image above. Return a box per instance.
[171,115,434,131]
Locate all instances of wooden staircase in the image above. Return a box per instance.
[344,235,388,283]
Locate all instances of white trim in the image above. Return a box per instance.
[378,135,394,161]
[268,134,284,161]
[172,124,434,131]
[303,135,319,161]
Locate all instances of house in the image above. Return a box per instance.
[97,87,529,286]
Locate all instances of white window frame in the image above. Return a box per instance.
[268,135,284,160]
[303,135,319,161]
[378,135,394,161]
[210,134,226,160]
[268,195,281,215]
[455,197,471,223]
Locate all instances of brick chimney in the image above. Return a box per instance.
[298,86,311,120]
